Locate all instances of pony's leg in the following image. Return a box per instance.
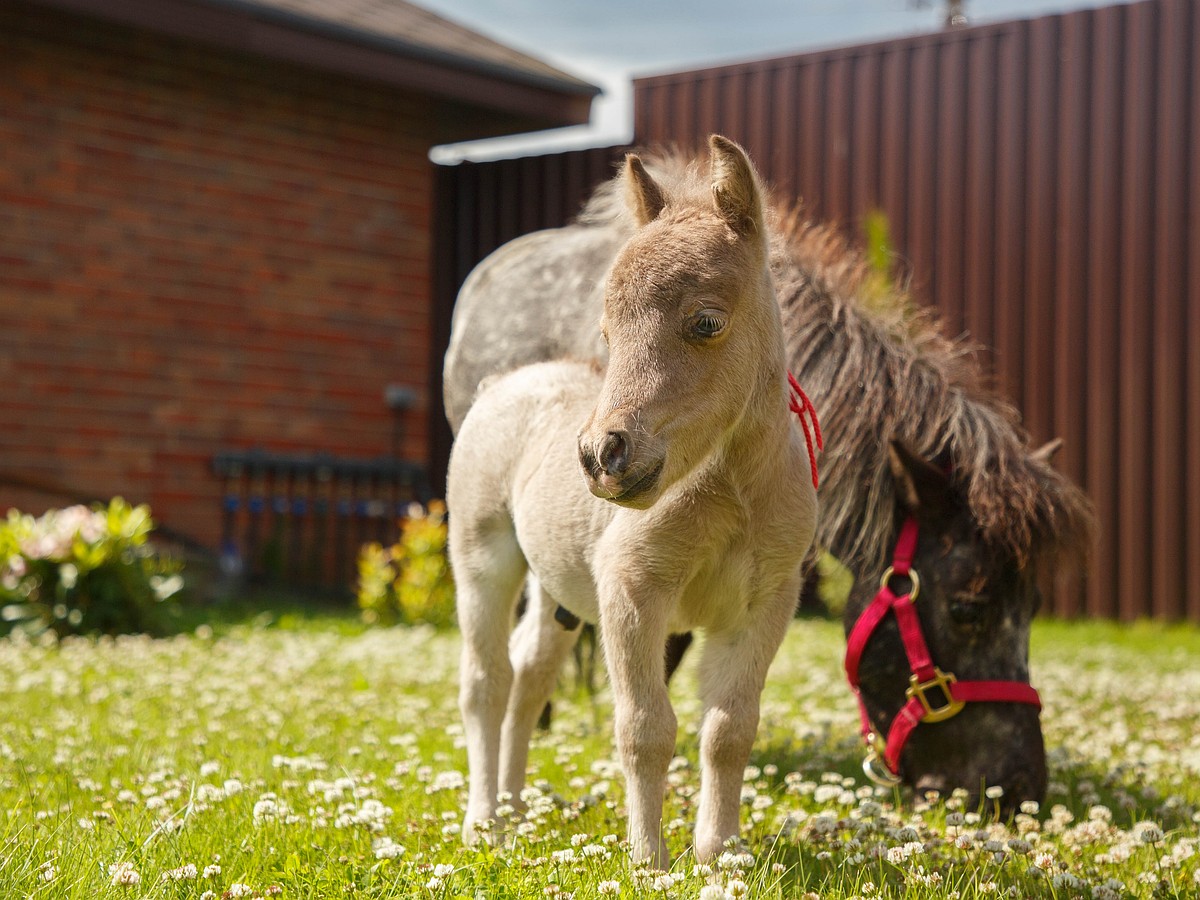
[692,584,798,861]
[499,576,581,804]
[454,525,527,847]
[600,584,676,870]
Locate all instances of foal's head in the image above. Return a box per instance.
[578,135,782,507]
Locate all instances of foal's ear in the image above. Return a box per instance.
[709,134,763,236]
[887,439,958,520]
[624,154,666,226]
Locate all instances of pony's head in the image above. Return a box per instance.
[844,437,1088,813]
[578,135,782,507]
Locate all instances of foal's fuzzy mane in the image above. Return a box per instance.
[580,148,1095,573]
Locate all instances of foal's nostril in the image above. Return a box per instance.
[578,442,601,480]
[599,431,631,476]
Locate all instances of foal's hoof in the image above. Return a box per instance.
[462,817,500,849]
[631,837,671,872]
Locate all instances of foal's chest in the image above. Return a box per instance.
[672,536,765,633]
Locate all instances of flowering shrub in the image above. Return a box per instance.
[0,498,184,637]
[357,500,455,628]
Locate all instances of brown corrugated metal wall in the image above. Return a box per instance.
[432,0,1200,621]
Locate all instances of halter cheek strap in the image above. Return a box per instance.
[844,516,1042,784]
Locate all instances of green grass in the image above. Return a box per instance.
[2,613,1199,898]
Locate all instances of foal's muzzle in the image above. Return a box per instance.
[578,430,663,506]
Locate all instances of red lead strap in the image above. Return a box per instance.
[844,515,1042,782]
[787,371,823,490]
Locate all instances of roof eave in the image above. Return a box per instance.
[33,0,599,128]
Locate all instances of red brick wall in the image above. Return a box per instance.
[0,3,441,549]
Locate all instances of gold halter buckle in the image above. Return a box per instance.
[906,667,966,723]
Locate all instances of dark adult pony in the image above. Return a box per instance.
[442,150,1094,812]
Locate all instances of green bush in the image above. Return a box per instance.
[0,498,184,638]
[357,500,455,628]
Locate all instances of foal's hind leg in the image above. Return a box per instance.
[453,523,527,846]
[500,576,581,805]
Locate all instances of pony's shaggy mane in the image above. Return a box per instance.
[580,149,1095,573]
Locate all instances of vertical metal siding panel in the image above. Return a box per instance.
[1023,17,1059,447]
[1051,12,1092,618]
[798,61,826,216]
[935,37,967,336]
[851,50,882,218]
[771,63,799,200]
[721,69,747,146]
[993,26,1028,413]
[879,47,911,264]
[697,73,721,148]
[562,153,579,222]
[674,77,697,149]
[517,156,541,234]
[496,159,520,245]
[825,55,853,224]
[638,78,676,145]
[746,66,772,163]
[964,33,998,356]
[1085,7,1123,618]
[1189,2,1200,623]
[907,43,938,314]
[1117,3,1156,621]
[1150,0,1189,619]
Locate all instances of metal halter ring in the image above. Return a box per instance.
[879,566,920,600]
[862,749,902,787]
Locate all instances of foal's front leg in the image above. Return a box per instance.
[600,582,676,869]
[693,581,798,861]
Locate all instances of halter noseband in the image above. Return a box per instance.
[843,516,1042,786]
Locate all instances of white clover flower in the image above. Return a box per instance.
[1019,800,1040,815]
[698,887,731,900]
[725,879,749,898]
[598,881,620,895]
[692,863,714,878]
[108,862,142,886]
[38,862,57,883]
[1050,873,1087,891]
[425,876,444,890]
[984,786,1004,800]
[226,883,255,898]
[551,848,576,864]
[1134,822,1165,844]
[433,863,454,877]
[372,837,405,860]
[716,850,754,871]
[161,863,198,882]
[203,864,222,878]
[651,872,682,891]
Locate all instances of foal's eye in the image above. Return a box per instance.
[688,311,726,339]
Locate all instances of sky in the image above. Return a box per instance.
[420,0,1122,163]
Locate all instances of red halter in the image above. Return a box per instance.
[843,516,1042,785]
